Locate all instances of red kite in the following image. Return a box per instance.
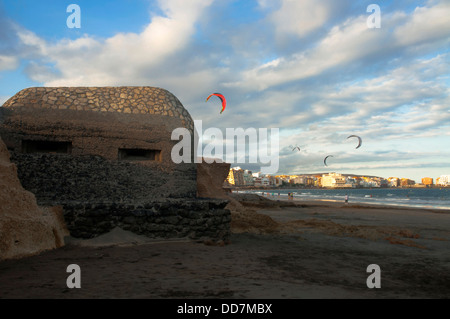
[206,93,226,114]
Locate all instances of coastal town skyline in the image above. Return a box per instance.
[1,0,449,183]
[226,166,450,188]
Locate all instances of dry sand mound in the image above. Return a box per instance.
[230,207,280,234]
[280,218,421,243]
[226,194,284,234]
[0,138,69,260]
[66,226,191,247]
[66,227,153,247]
[227,194,424,248]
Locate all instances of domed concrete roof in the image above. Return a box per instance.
[2,86,193,130]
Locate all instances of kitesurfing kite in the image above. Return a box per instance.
[289,145,301,152]
[206,93,226,114]
[347,135,362,149]
[324,155,333,166]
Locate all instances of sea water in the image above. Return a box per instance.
[239,188,450,210]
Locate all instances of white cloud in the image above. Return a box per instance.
[226,1,450,91]
[0,55,19,71]
[394,1,450,47]
[268,0,335,38]
[221,51,449,134]
[15,0,213,87]
[225,14,385,90]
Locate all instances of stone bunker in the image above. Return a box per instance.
[0,87,230,242]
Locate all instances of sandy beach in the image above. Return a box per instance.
[0,194,449,299]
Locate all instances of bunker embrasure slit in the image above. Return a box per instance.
[118,148,161,161]
[22,140,72,154]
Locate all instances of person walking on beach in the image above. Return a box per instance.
[345,194,349,204]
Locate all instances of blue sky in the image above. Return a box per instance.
[1,0,449,182]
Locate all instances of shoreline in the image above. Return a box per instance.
[230,185,450,191]
[268,196,450,213]
[233,189,450,212]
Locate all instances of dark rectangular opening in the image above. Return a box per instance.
[22,140,72,154]
[118,148,161,161]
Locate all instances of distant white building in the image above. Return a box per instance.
[252,172,262,178]
[388,177,400,187]
[437,175,450,186]
[321,173,353,188]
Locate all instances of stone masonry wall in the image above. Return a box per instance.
[9,151,231,241]
[10,152,196,204]
[63,199,230,241]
